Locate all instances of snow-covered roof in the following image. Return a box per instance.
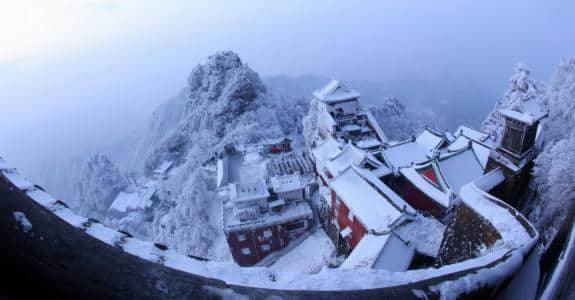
[342,124,362,132]
[356,137,381,149]
[498,98,547,125]
[108,187,158,213]
[216,157,228,188]
[342,233,414,272]
[325,144,380,177]
[364,110,389,142]
[313,79,360,103]
[454,125,490,143]
[341,234,390,269]
[439,148,485,194]
[270,174,304,193]
[371,165,392,178]
[230,180,270,203]
[471,142,491,169]
[399,167,450,208]
[393,215,446,258]
[224,200,312,231]
[354,166,416,214]
[372,234,415,271]
[382,141,428,170]
[447,136,470,152]
[153,161,174,175]
[109,192,140,213]
[415,128,445,153]
[269,199,285,209]
[329,167,403,232]
[312,136,341,163]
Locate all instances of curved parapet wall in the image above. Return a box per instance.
[0,160,537,299]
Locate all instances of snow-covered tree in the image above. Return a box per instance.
[368,96,414,140]
[529,58,575,248]
[482,63,545,141]
[73,153,129,219]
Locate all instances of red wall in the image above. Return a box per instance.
[226,223,288,266]
[331,189,366,249]
[402,178,444,218]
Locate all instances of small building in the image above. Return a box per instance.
[328,166,406,252]
[486,97,547,205]
[270,173,305,203]
[219,154,314,266]
[152,161,174,179]
[268,138,292,153]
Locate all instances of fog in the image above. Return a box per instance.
[1,0,574,180]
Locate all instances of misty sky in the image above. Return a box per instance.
[1,0,574,178]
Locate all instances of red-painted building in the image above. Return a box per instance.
[327,166,405,252]
[221,177,313,266]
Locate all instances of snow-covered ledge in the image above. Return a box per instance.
[0,159,537,298]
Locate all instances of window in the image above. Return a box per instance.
[286,221,306,232]
[261,244,270,252]
[348,210,354,222]
[237,233,246,242]
[263,229,272,238]
[241,247,251,255]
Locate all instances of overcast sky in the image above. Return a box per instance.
[1,0,574,176]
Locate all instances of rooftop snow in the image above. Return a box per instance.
[312,136,341,163]
[341,124,362,132]
[227,151,269,184]
[271,174,303,193]
[439,148,484,194]
[153,161,174,175]
[325,144,374,177]
[354,166,415,214]
[499,98,546,125]
[393,215,446,258]
[224,201,312,231]
[341,234,390,269]
[415,129,444,152]
[454,125,490,143]
[356,137,381,149]
[313,79,360,103]
[400,167,450,208]
[230,180,270,203]
[108,187,157,213]
[364,111,388,142]
[472,142,491,169]
[329,167,403,232]
[447,136,470,152]
[371,166,392,178]
[383,141,428,170]
[372,234,415,272]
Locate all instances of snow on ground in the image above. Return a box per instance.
[270,228,335,275]
[13,211,32,233]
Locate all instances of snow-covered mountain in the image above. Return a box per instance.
[75,51,307,260]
